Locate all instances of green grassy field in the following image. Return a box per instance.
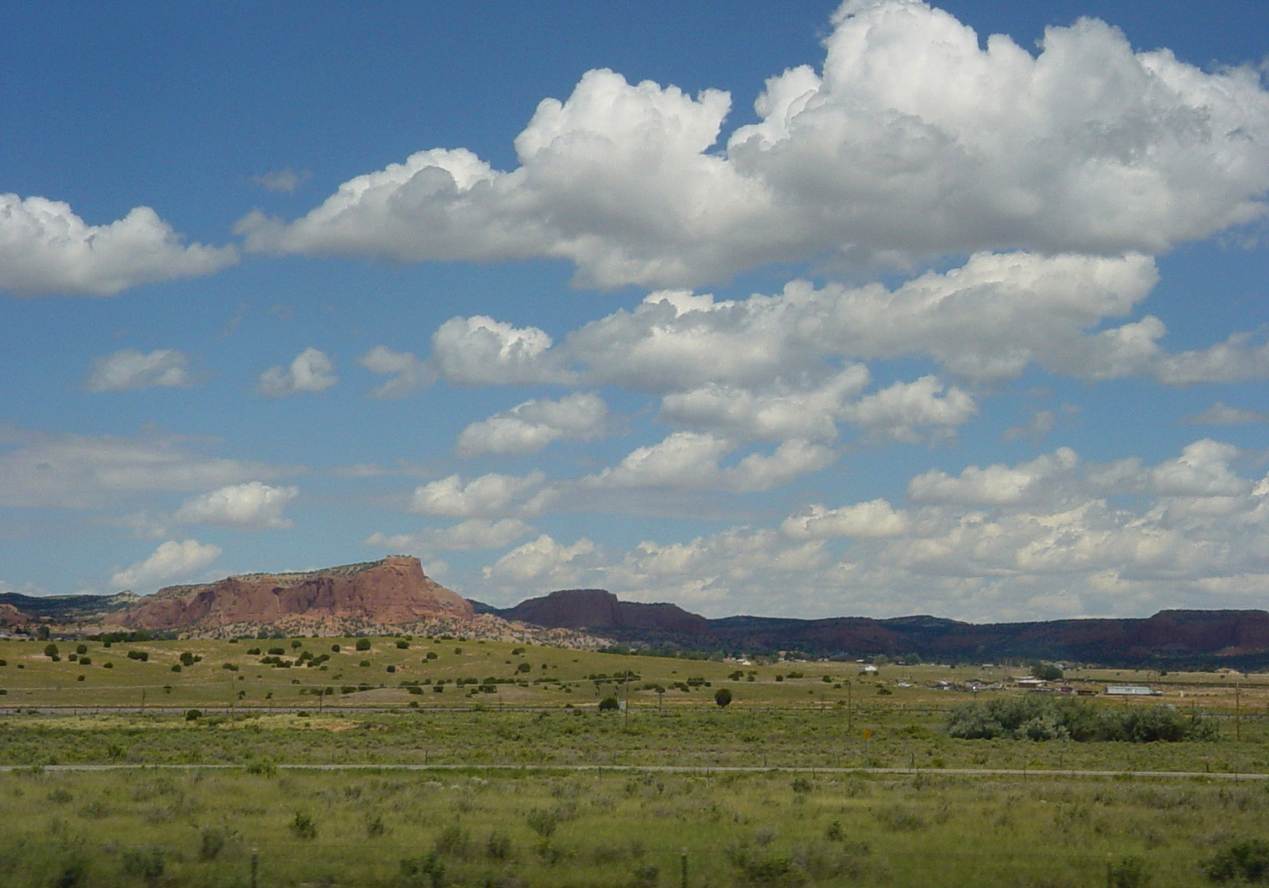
[1,633,1267,886]
[3,766,1268,887]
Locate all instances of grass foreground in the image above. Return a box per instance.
[1,633,1268,885]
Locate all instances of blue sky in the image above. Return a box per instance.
[3,1,1268,622]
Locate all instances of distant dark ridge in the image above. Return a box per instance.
[0,591,137,621]
[479,589,1269,668]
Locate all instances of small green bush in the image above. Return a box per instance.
[355,638,372,652]
[290,811,317,839]
[120,846,165,885]
[1108,856,1150,888]
[401,851,445,888]
[1205,839,1269,883]
[199,826,230,860]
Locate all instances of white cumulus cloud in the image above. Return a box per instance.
[238,2,1269,287]
[455,393,609,457]
[109,539,222,592]
[174,482,299,529]
[482,534,600,585]
[410,471,551,519]
[256,347,338,398]
[431,316,565,385]
[0,194,235,296]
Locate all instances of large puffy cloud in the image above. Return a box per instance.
[483,534,601,586]
[256,348,338,398]
[85,349,195,392]
[1,195,235,296]
[173,482,299,529]
[555,253,1167,389]
[430,316,566,385]
[409,471,551,519]
[0,427,289,509]
[240,71,768,288]
[456,393,609,457]
[238,2,1269,287]
[423,250,1267,413]
[727,0,1269,262]
[109,539,222,592]
[1090,439,1251,499]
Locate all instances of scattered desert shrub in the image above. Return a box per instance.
[401,851,445,888]
[120,846,165,885]
[947,697,1216,742]
[435,823,471,857]
[199,825,231,860]
[1205,839,1269,883]
[289,810,317,839]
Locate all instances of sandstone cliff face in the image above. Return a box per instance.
[123,556,472,633]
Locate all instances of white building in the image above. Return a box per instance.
[1105,685,1160,696]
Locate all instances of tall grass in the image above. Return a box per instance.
[0,768,1264,886]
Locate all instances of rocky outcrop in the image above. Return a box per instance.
[123,556,471,633]
[0,591,137,625]
[0,603,25,628]
[496,589,709,636]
